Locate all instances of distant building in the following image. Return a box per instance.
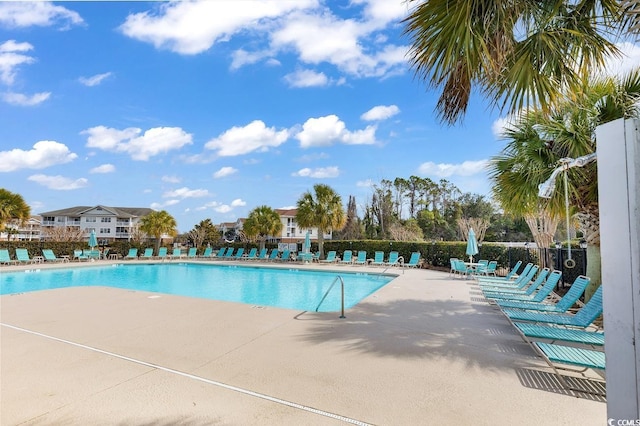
[216,208,331,246]
[0,216,42,241]
[39,205,154,242]
[274,208,331,244]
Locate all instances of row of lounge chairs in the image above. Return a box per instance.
[475,262,604,395]
[1,248,74,264]
[116,247,422,267]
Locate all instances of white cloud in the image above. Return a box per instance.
[150,199,180,209]
[0,2,83,29]
[163,187,210,199]
[283,69,329,88]
[27,174,88,190]
[79,72,112,87]
[292,166,340,178]
[161,175,181,183]
[83,125,192,160]
[271,8,408,78]
[119,1,314,55]
[2,91,50,106]
[417,160,489,178]
[89,164,115,174]
[0,40,34,85]
[230,49,271,70]
[0,141,77,172]
[491,115,516,139]
[600,42,640,79]
[205,120,289,156]
[118,1,408,80]
[361,104,399,121]
[230,198,246,207]
[295,114,377,147]
[356,179,374,187]
[213,166,238,178]
[214,204,233,213]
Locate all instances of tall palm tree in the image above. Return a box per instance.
[296,184,346,259]
[139,210,178,253]
[0,188,31,238]
[402,0,628,124]
[242,206,283,251]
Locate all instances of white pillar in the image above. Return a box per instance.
[595,118,640,419]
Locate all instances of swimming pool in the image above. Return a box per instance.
[0,263,395,312]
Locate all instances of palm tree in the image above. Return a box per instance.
[402,0,628,124]
[0,188,31,238]
[296,184,346,259]
[139,210,178,253]
[489,69,640,297]
[242,206,283,251]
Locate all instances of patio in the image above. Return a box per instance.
[1,262,605,425]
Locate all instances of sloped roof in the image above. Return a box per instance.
[39,206,154,218]
[275,208,297,217]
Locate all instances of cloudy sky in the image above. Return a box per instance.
[2,1,639,232]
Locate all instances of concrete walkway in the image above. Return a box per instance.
[1,261,605,425]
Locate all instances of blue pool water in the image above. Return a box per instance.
[0,263,395,312]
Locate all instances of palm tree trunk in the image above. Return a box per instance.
[575,208,601,301]
[317,231,325,259]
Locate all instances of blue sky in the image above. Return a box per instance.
[2,1,639,232]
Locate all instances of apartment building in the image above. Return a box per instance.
[39,205,154,242]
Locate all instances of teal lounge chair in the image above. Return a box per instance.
[477,260,523,283]
[353,251,367,265]
[385,251,400,266]
[200,247,212,258]
[478,264,537,290]
[212,247,226,259]
[370,251,385,266]
[496,275,589,312]
[42,249,67,263]
[267,249,279,261]
[513,323,604,347]
[256,248,268,260]
[156,247,168,260]
[222,248,235,260]
[243,248,257,260]
[486,270,562,303]
[187,247,197,258]
[233,247,245,260]
[484,260,498,276]
[170,248,182,259]
[124,248,138,260]
[277,249,290,261]
[73,249,88,261]
[339,250,353,265]
[320,251,337,263]
[452,259,474,278]
[482,267,546,297]
[532,342,605,396]
[404,252,421,268]
[0,249,17,265]
[140,248,154,259]
[15,248,33,264]
[502,286,603,328]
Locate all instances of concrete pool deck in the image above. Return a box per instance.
[1,260,605,425]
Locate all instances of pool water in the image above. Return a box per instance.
[0,263,395,312]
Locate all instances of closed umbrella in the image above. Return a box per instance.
[466,228,479,263]
[88,229,98,249]
[304,230,311,253]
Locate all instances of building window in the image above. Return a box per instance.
[86,217,96,222]
[101,217,111,223]
[57,217,65,222]
[100,228,111,234]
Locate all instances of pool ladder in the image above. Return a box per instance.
[315,275,345,318]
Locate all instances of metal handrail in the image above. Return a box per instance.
[315,275,345,318]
